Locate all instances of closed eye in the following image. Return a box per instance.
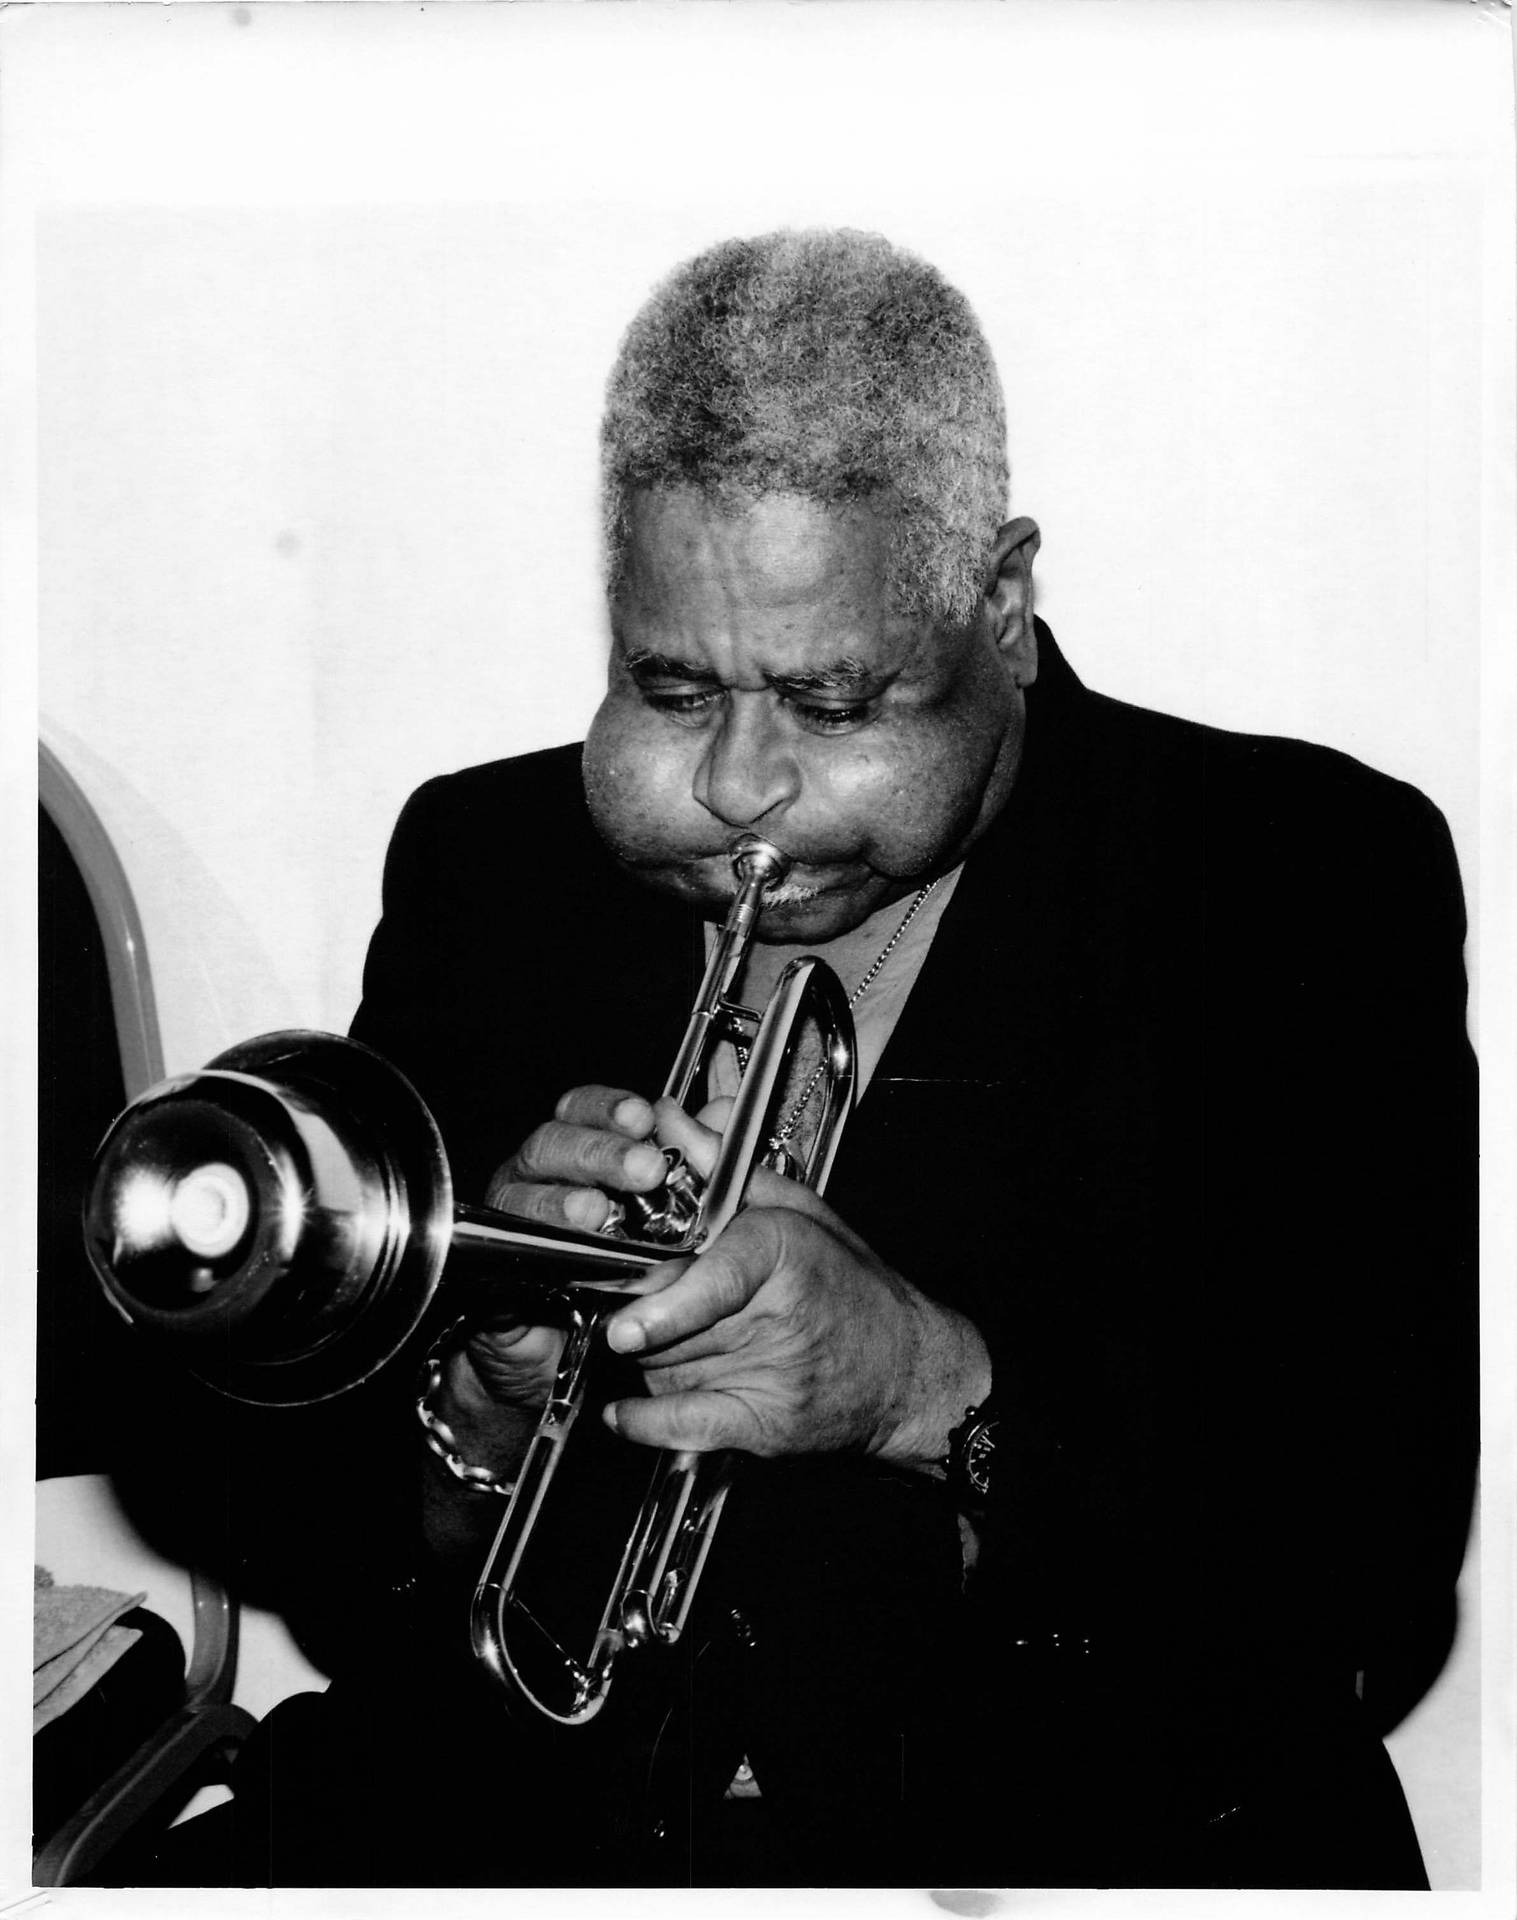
[638,687,876,734]
[641,686,722,721]
[787,699,873,734]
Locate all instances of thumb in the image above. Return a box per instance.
[693,1094,735,1133]
[658,1098,861,1240]
[653,1096,725,1178]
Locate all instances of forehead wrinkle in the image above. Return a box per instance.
[615,493,948,693]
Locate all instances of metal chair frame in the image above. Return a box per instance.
[35,742,256,1887]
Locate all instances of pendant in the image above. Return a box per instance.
[761,1141,803,1181]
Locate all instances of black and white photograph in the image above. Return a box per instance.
[6,1,1512,1910]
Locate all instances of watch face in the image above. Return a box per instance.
[964,1422,996,1496]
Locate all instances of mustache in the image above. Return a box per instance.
[667,838,845,874]
[685,851,841,902]
[608,839,868,904]
[741,878,822,907]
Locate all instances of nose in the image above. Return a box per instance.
[691,697,800,830]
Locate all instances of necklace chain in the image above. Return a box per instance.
[733,877,941,1154]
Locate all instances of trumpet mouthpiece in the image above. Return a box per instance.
[728,834,791,891]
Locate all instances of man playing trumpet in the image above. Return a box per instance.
[222,228,1475,1889]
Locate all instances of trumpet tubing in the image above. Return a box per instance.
[83,833,856,1725]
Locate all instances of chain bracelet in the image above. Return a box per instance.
[415,1319,517,1498]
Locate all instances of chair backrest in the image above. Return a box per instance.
[38,741,163,1101]
[38,746,157,1481]
[37,740,237,1702]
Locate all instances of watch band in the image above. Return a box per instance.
[945,1398,999,1506]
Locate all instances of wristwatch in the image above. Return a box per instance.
[945,1399,999,1507]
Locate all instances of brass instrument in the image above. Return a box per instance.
[83,834,855,1725]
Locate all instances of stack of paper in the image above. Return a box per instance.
[33,1566,147,1734]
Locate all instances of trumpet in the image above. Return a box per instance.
[83,833,855,1725]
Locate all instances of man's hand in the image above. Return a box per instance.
[423,1085,685,1561]
[456,1089,992,1483]
[455,1083,676,1411]
[485,1084,673,1232]
[599,1106,992,1477]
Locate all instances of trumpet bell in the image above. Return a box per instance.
[83,1031,454,1406]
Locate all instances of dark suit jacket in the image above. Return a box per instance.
[343,625,1476,1887]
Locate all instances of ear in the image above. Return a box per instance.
[984,517,1040,687]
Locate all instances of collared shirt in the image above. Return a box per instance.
[702,864,965,1130]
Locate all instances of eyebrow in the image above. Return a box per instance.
[623,648,877,695]
[768,658,875,696]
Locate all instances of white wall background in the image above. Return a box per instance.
[10,1,1508,1076]
[4,1,1512,1910]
